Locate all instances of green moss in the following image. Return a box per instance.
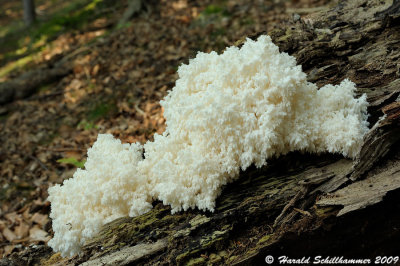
[174,225,230,263]
[276,28,294,43]
[173,228,191,238]
[77,101,116,130]
[211,28,226,38]
[189,215,210,227]
[257,234,272,245]
[192,1,230,29]
[227,255,238,264]
[116,22,133,30]
[87,102,116,121]
[87,205,178,254]
[315,206,338,217]
[42,252,64,266]
[38,83,53,92]
[199,227,231,251]
[218,250,228,258]
[202,3,230,17]
[240,18,255,26]
[0,54,35,78]
[77,120,98,130]
[0,0,111,76]
[203,5,223,15]
[187,257,206,266]
[176,249,201,265]
[33,0,105,40]
[209,253,222,264]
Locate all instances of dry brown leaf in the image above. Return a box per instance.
[68,79,83,91]
[63,150,82,159]
[14,222,30,238]
[60,169,75,181]
[58,124,75,139]
[6,112,21,125]
[22,208,30,221]
[31,213,49,226]
[32,199,45,208]
[3,245,15,257]
[0,219,6,230]
[73,65,84,74]
[91,64,100,76]
[2,227,17,242]
[4,212,18,224]
[37,152,48,163]
[103,76,111,84]
[29,225,49,242]
[74,134,87,144]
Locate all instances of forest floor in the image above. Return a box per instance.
[0,0,334,258]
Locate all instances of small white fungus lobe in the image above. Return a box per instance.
[48,35,369,257]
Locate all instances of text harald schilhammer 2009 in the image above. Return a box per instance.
[264,255,399,264]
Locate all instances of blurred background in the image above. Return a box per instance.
[0,0,334,258]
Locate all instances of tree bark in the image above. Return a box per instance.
[2,0,400,265]
[0,64,72,105]
[22,0,36,26]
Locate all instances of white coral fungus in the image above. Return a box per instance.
[48,35,369,256]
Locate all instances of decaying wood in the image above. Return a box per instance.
[350,99,400,181]
[2,0,400,265]
[0,64,72,105]
[318,158,400,216]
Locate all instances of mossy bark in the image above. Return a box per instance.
[2,0,400,265]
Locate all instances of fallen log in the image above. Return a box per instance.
[0,64,72,105]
